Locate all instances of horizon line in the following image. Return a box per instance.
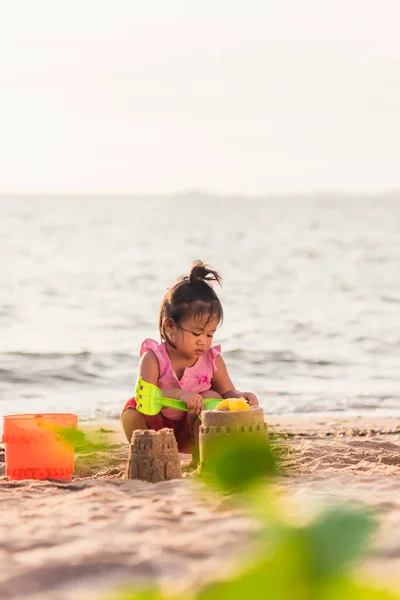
[1,188,400,200]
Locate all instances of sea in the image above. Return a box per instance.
[1,193,399,421]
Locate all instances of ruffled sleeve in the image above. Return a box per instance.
[209,345,221,373]
[139,338,172,383]
[140,338,162,360]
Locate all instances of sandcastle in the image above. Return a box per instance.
[199,406,268,472]
[126,428,182,482]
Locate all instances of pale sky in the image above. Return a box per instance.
[0,0,399,195]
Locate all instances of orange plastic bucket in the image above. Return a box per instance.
[2,413,78,481]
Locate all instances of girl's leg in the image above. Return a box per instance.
[121,408,150,443]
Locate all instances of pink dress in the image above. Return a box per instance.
[121,338,221,452]
[139,338,221,420]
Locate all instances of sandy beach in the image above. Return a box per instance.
[1,414,399,599]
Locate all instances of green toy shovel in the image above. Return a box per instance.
[135,377,220,416]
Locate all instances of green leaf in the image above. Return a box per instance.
[302,506,377,578]
[317,576,400,599]
[56,426,86,447]
[39,422,86,448]
[201,432,277,492]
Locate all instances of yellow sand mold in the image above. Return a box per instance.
[215,398,250,411]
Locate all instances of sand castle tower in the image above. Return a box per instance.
[127,428,182,482]
[199,406,268,472]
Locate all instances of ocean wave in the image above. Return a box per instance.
[2,350,120,359]
[226,348,345,367]
[0,351,137,386]
[1,350,135,362]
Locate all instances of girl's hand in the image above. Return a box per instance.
[238,391,259,407]
[180,392,204,415]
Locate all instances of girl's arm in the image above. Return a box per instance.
[138,351,204,414]
[211,355,259,406]
[138,350,160,386]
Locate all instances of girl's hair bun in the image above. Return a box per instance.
[158,260,223,347]
[188,260,222,287]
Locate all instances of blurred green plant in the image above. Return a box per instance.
[106,430,399,600]
[199,431,277,492]
[38,421,86,448]
[42,422,114,453]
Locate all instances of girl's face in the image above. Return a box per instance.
[166,315,219,360]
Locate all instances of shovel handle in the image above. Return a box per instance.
[136,378,220,415]
[162,397,220,412]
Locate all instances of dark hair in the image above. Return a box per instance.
[159,260,223,347]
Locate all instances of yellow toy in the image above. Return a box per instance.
[215,398,250,411]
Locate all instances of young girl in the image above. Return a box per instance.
[121,260,259,461]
